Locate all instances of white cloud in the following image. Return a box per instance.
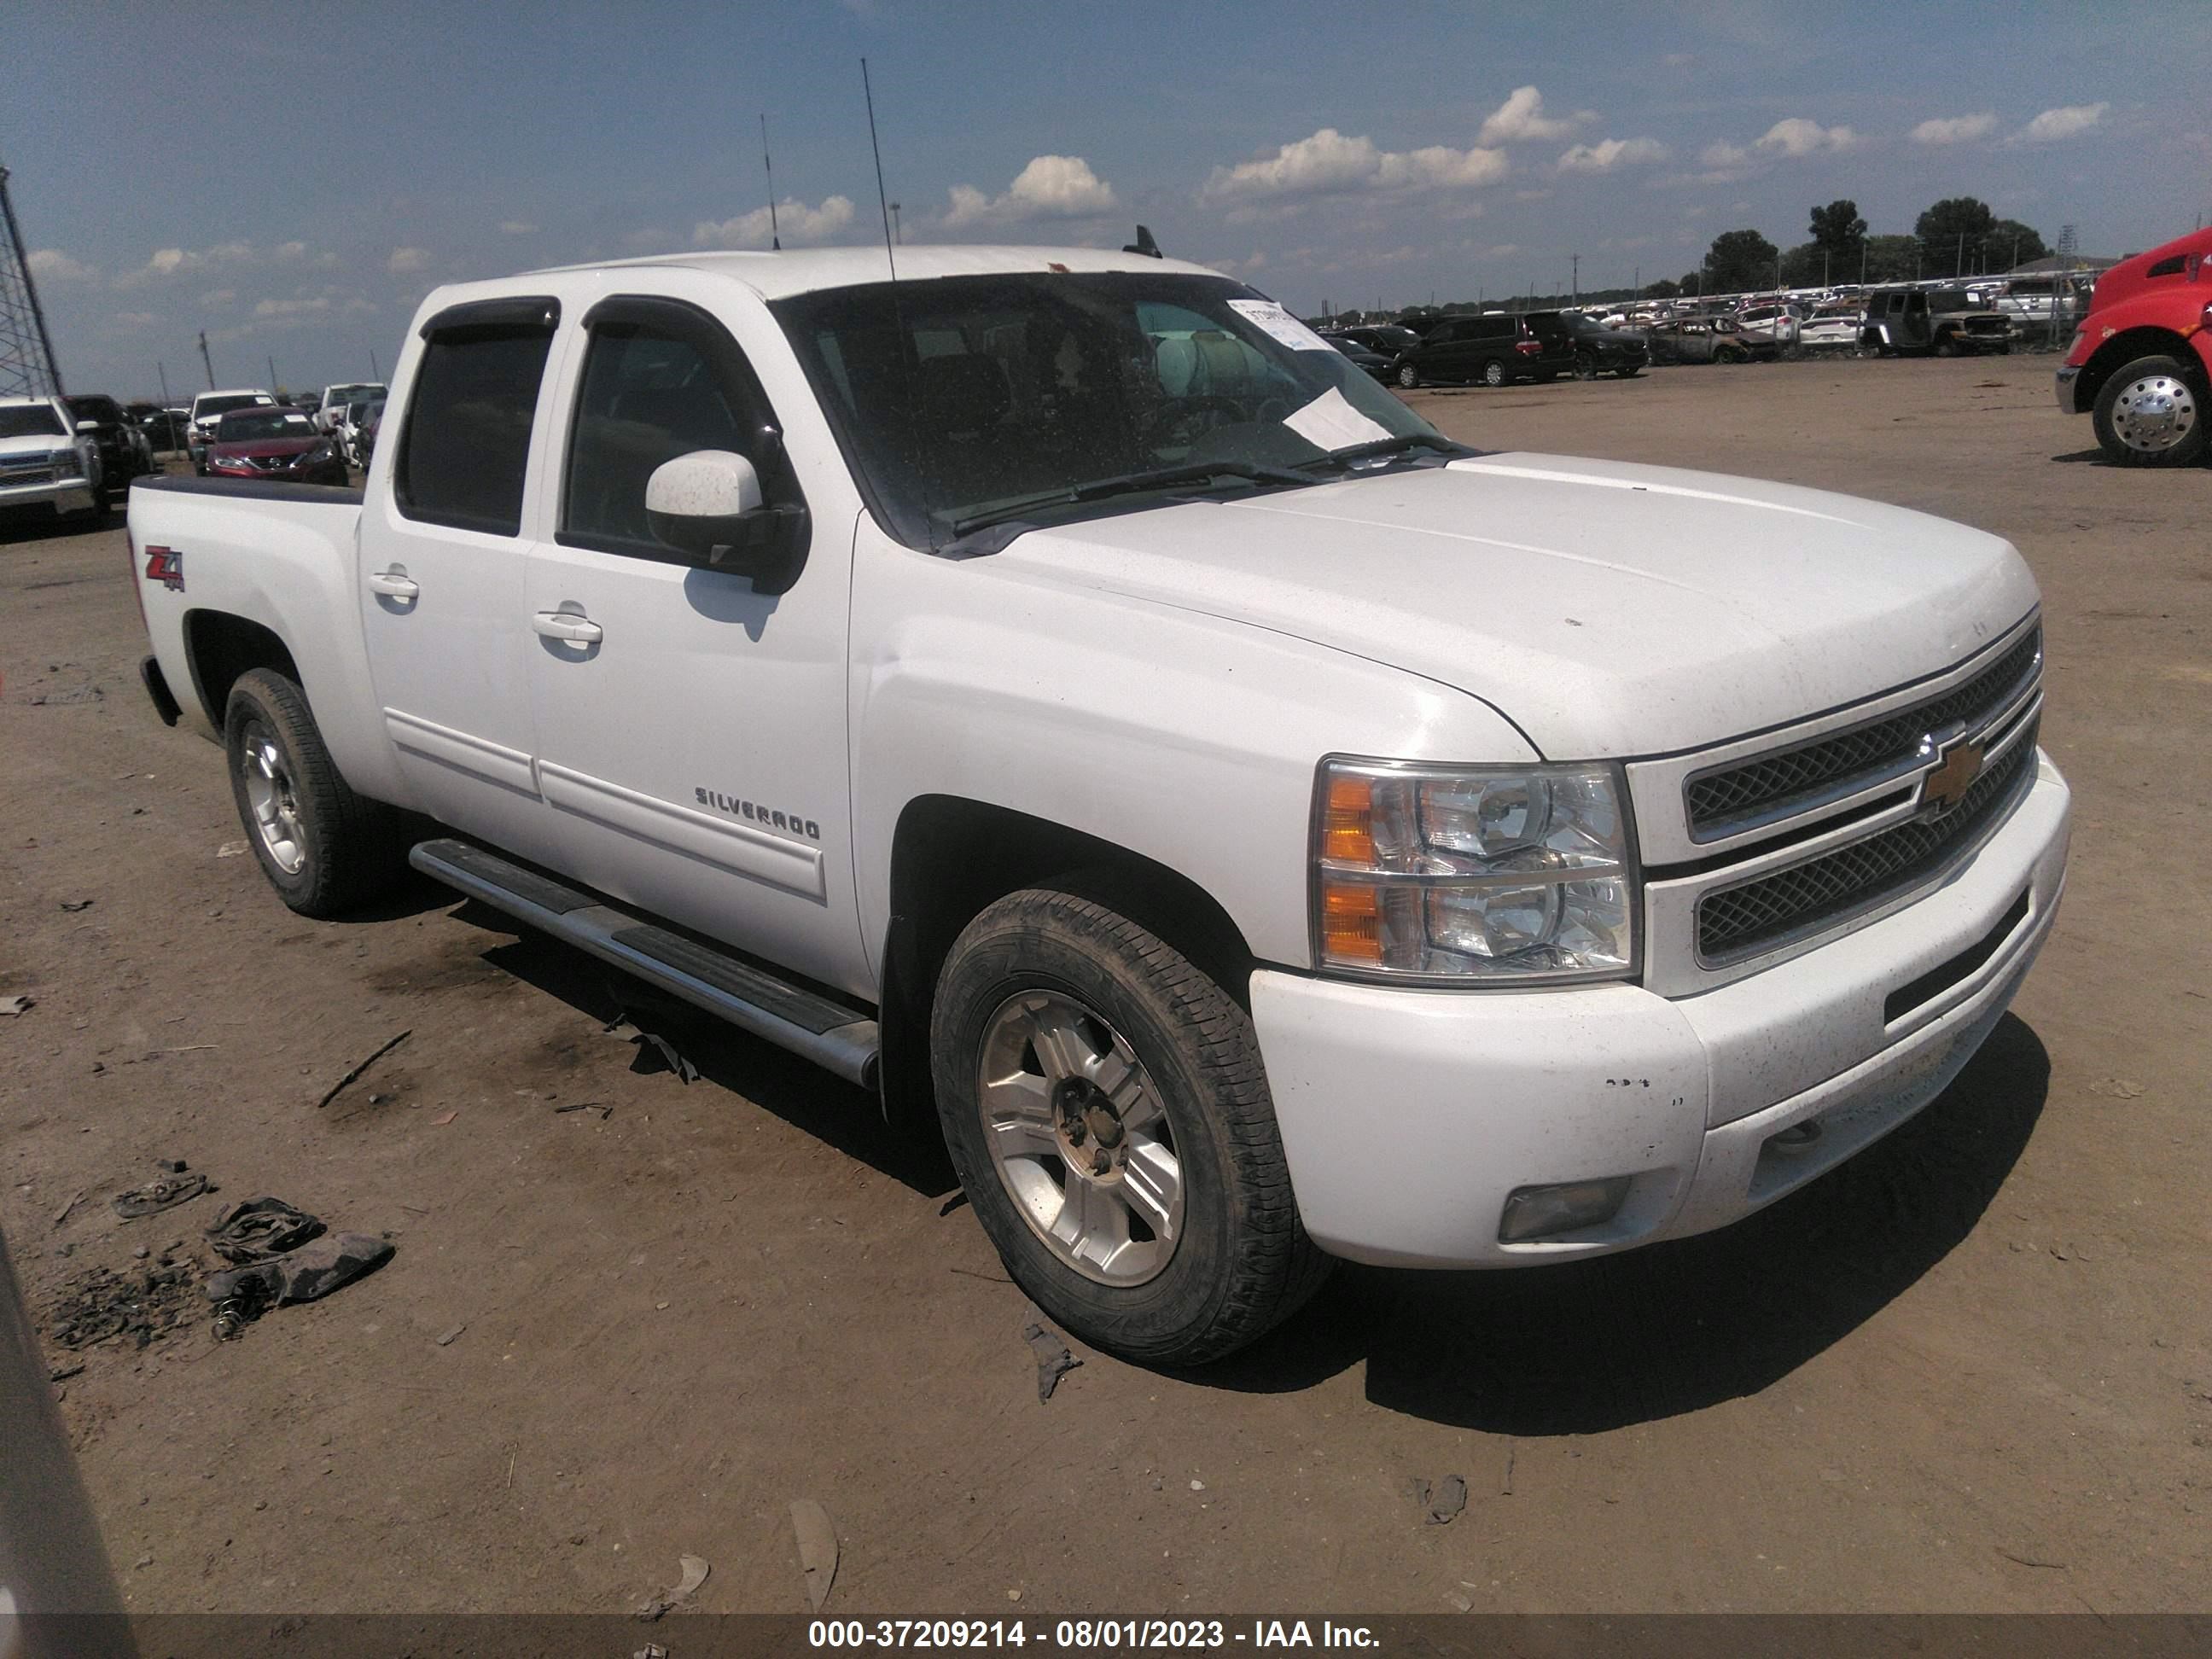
[1557,137,1669,173]
[119,241,253,287]
[201,288,237,306]
[1201,127,1507,205]
[1700,140,1751,169]
[1754,118,1860,157]
[942,155,1119,228]
[1912,113,1996,145]
[1478,86,1579,145]
[1513,188,1553,202]
[498,220,538,236]
[255,296,331,318]
[2017,102,2108,143]
[26,248,96,282]
[387,247,432,273]
[114,311,157,328]
[692,195,856,249]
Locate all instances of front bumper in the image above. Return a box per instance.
[0,474,95,515]
[1251,754,2070,1268]
[2054,364,2082,415]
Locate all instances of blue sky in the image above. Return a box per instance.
[12,0,2208,399]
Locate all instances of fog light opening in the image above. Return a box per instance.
[1498,1176,1633,1243]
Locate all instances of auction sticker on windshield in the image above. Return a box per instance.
[1227,298,1334,352]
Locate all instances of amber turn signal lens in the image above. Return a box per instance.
[1323,776,1374,864]
[1319,881,1382,963]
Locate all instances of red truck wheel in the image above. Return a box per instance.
[2093,355,2206,468]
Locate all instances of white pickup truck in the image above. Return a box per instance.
[127,244,2070,1363]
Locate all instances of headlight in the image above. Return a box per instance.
[1313,759,1638,982]
[52,446,84,477]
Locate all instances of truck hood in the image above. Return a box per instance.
[0,433,71,460]
[991,453,2039,759]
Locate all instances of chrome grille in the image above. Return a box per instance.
[0,466,56,486]
[1696,719,2037,963]
[1685,626,2040,838]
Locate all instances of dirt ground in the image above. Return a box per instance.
[3,355,2207,1617]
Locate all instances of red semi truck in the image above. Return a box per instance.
[2056,227,2211,467]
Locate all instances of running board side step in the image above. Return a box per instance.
[409,838,879,1088]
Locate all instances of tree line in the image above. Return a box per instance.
[1642,197,2052,300]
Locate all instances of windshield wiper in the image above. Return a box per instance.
[1296,433,1475,473]
[946,460,1312,538]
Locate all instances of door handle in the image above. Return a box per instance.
[368,569,419,599]
[532,610,603,644]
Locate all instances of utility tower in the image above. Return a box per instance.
[0,160,67,399]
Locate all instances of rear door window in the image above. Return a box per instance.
[396,306,558,536]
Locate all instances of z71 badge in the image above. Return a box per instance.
[143,546,184,591]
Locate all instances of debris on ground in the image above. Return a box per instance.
[216,840,248,858]
[635,1553,711,1622]
[206,1232,394,1339]
[111,1169,210,1220]
[51,1189,84,1228]
[791,1502,838,1613]
[428,1110,457,1126]
[49,1261,201,1351]
[435,1324,465,1347]
[315,1029,413,1109]
[0,995,32,1017]
[49,1361,84,1382]
[2089,1078,2145,1101]
[59,899,93,912]
[204,1196,325,1264]
[554,1101,614,1119]
[634,1646,669,1659]
[1422,1474,1468,1525]
[604,1012,699,1083]
[1022,1318,1083,1402]
[1501,1447,1516,1497]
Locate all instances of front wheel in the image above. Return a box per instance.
[931,888,1330,1365]
[1573,352,1598,381]
[2092,355,2206,468]
[224,669,406,917]
[1394,362,1420,389]
[1481,359,1507,387]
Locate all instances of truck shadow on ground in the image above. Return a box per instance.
[448,902,957,1198]
[1191,1013,2051,1434]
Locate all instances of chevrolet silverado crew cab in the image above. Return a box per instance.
[127,245,2071,1364]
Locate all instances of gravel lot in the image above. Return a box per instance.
[3,355,2207,1616]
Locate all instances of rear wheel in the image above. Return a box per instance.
[2092,355,2205,468]
[223,669,406,917]
[931,888,1330,1365]
[1481,359,1507,387]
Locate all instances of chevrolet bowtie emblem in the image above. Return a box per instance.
[1920,739,1984,816]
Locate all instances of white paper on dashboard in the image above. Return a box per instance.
[1281,387,1394,451]
[1226,297,1336,352]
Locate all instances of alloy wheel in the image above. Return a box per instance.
[241,721,308,875]
[2110,373,2198,454]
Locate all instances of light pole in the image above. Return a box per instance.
[889,201,901,244]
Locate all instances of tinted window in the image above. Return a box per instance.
[218,410,317,441]
[561,300,789,557]
[396,325,554,536]
[67,396,123,422]
[0,404,66,439]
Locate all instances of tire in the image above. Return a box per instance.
[2091,354,2207,468]
[1394,362,1419,389]
[223,669,406,917]
[1934,335,1959,358]
[930,888,1331,1365]
[1715,347,1744,365]
[1481,359,1507,388]
[1573,352,1598,381]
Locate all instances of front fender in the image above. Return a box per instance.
[847,521,1535,978]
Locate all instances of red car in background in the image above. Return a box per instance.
[2056,226,2210,467]
[206,406,351,486]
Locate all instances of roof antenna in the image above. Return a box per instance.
[760,114,781,250]
[1122,224,1163,259]
[861,58,896,281]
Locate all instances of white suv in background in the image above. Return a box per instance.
[315,382,386,434]
[0,394,102,523]
[187,389,276,474]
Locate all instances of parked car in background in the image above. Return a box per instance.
[205,405,350,486]
[354,398,385,469]
[1321,335,1395,382]
[63,394,156,498]
[1332,324,1425,360]
[2056,227,2209,468]
[1862,289,2011,357]
[0,394,104,524]
[315,381,386,433]
[127,400,185,452]
[335,396,379,466]
[1797,302,1866,352]
[1538,311,1648,379]
[188,388,276,472]
[1393,311,1574,387]
[1644,317,1781,365]
[1731,301,1803,349]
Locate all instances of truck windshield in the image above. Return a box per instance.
[772,271,1447,550]
[0,405,67,439]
